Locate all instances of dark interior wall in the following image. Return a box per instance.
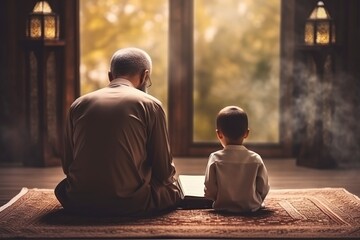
[292,0,360,166]
[0,0,79,164]
[338,0,360,165]
[0,0,31,163]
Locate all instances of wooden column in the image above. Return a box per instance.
[23,40,65,166]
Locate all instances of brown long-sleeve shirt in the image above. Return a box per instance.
[62,78,180,215]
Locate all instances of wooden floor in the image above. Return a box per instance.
[1,158,359,206]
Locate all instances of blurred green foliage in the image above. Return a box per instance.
[194,0,280,142]
[80,0,168,109]
[80,0,280,143]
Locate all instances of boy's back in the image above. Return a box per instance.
[204,145,269,212]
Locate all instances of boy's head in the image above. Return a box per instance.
[216,106,249,145]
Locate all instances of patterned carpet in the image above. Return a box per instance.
[0,188,359,239]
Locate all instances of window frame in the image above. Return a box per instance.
[168,0,295,157]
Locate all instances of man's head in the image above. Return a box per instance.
[216,106,249,145]
[108,47,152,91]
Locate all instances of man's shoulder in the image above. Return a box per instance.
[71,87,162,107]
[141,92,163,107]
[70,90,102,109]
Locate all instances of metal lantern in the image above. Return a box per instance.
[304,1,335,45]
[26,1,59,40]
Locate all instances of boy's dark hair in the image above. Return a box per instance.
[216,106,248,141]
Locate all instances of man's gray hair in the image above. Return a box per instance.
[110,47,152,78]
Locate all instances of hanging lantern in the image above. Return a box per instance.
[304,1,335,45]
[26,1,60,40]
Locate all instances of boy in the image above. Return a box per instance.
[204,106,270,212]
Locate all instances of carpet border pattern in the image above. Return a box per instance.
[0,187,360,239]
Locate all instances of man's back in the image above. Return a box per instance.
[61,79,180,215]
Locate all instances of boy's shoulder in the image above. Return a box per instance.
[211,145,264,164]
[246,148,262,159]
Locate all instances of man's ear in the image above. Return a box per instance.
[140,69,149,85]
[108,71,114,82]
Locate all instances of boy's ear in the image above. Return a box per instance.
[243,128,250,139]
[216,129,223,139]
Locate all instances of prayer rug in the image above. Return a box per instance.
[0,188,359,239]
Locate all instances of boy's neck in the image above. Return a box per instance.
[226,143,243,146]
[224,138,244,146]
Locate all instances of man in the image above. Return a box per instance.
[55,47,181,216]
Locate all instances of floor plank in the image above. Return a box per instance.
[0,158,359,206]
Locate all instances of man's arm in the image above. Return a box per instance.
[62,108,74,175]
[147,105,177,184]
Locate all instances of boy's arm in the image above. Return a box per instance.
[256,161,270,200]
[204,154,218,200]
